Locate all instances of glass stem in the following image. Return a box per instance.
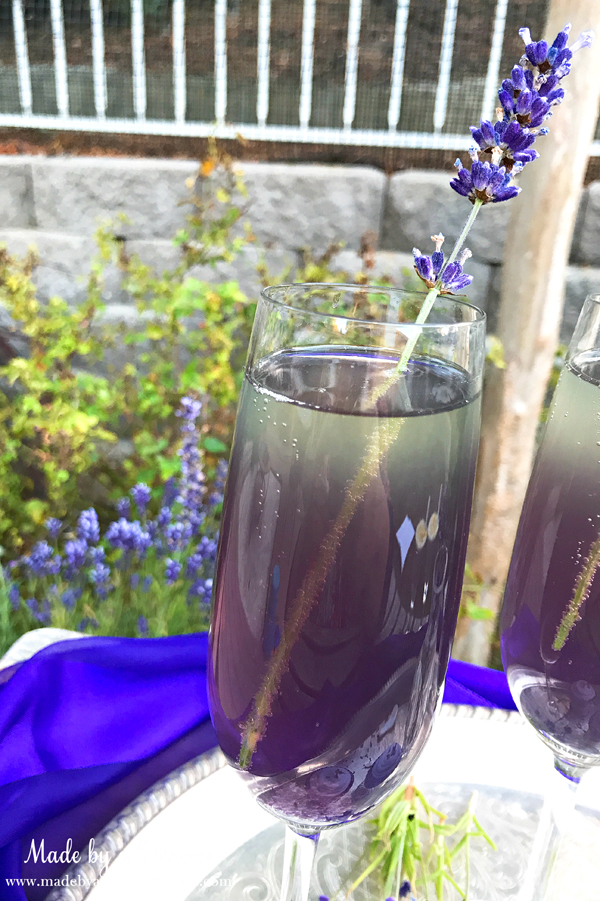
[280,826,320,901]
[517,756,587,901]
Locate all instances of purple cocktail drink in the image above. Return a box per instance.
[209,344,480,829]
[501,352,600,763]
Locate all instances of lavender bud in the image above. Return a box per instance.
[131,482,152,513]
[46,518,62,540]
[77,508,100,544]
[165,558,182,585]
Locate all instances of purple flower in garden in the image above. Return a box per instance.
[175,397,207,521]
[116,497,131,519]
[46,518,62,540]
[137,616,149,637]
[90,546,106,565]
[188,577,213,604]
[186,549,204,579]
[130,573,140,589]
[77,508,100,544]
[165,558,182,585]
[162,477,178,509]
[47,555,62,576]
[199,536,218,561]
[26,597,51,624]
[142,575,152,593]
[77,616,99,632]
[131,482,152,513]
[61,589,77,610]
[25,541,54,575]
[165,521,192,551]
[176,396,202,429]
[91,562,110,582]
[188,509,206,536]
[8,583,20,610]
[157,506,172,528]
[64,538,88,574]
[209,459,228,507]
[413,234,474,294]
[38,599,51,624]
[90,562,111,599]
[106,518,151,555]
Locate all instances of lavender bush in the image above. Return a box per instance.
[0,397,223,656]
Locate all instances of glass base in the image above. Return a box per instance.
[185,781,600,901]
[525,718,600,774]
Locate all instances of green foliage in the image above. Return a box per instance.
[485,335,506,370]
[0,561,17,657]
[0,248,115,551]
[459,563,495,623]
[347,780,495,900]
[540,344,567,423]
[0,143,253,555]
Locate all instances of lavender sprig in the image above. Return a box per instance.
[411,23,592,304]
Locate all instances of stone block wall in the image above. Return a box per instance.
[0,156,598,346]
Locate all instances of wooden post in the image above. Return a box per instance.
[454,1,600,665]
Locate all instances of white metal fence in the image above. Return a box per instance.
[3,0,600,155]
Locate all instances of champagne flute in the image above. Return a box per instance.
[500,293,600,899]
[208,284,485,900]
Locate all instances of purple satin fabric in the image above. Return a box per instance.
[0,634,515,900]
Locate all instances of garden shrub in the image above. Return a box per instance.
[0,143,253,556]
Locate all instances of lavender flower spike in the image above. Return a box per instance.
[131,482,152,513]
[451,24,593,213]
[8,583,20,610]
[46,518,62,540]
[165,557,182,585]
[78,508,100,544]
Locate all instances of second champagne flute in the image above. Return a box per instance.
[501,293,600,899]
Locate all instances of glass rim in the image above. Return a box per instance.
[261,283,486,330]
